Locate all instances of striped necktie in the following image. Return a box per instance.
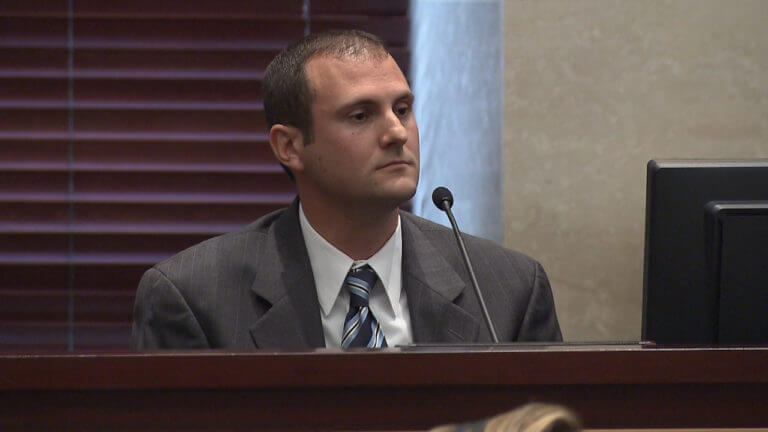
[341,264,387,348]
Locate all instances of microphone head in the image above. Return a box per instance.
[432,186,454,210]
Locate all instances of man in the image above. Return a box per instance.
[131,30,561,349]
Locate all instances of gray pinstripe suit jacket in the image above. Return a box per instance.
[131,199,561,349]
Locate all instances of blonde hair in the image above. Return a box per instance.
[430,403,581,432]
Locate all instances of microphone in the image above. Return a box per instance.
[432,187,500,343]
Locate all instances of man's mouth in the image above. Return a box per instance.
[378,160,411,169]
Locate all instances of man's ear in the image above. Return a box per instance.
[268,124,305,173]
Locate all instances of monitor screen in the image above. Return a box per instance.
[642,159,768,344]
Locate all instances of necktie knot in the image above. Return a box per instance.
[345,265,377,308]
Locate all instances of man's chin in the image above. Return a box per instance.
[376,183,418,208]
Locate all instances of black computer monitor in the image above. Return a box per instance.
[642,159,768,344]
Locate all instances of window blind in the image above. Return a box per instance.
[0,0,410,350]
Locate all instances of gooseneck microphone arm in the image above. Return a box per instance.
[431,187,500,343]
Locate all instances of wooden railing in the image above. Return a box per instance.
[2,344,767,430]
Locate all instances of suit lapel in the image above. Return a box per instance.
[248,199,326,349]
[401,213,481,343]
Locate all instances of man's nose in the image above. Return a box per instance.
[379,111,408,148]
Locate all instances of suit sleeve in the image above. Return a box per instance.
[516,261,563,342]
[131,267,211,349]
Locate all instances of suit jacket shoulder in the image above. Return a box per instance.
[131,202,326,349]
[400,212,562,342]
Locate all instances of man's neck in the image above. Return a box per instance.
[300,198,399,260]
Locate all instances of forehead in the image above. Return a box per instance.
[304,54,409,103]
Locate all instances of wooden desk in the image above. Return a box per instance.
[2,345,767,430]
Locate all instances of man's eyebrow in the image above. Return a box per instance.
[337,91,415,112]
[398,91,415,102]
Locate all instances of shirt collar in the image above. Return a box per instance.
[299,203,401,317]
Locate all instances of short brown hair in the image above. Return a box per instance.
[263,29,391,143]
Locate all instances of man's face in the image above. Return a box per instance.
[296,53,419,210]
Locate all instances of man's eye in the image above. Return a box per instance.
[350,112,367,121]
[395,105,410,116]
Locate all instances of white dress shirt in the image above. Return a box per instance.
[299,204,413,348]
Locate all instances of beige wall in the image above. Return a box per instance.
[504,1,768,341]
